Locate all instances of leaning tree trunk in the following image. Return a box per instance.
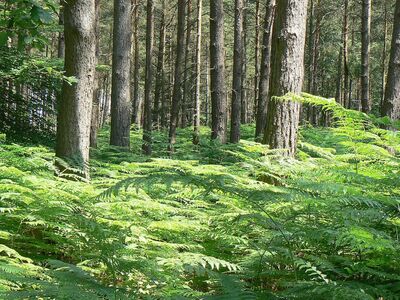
[230,0,244,143]
[210,0,227,143]
[382,0,400,121]
[193,0,202,145]
[168,0,186,152]
[142,0,154,155]
[110,0,132,147]
[361,0,371,113]
[255,0,275,142]
[55,0,96,178]
[263,0,308,156]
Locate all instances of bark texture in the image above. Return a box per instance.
[168,0,186,152]
[361,0,371,113]
[110,0,132,147]
[56,0,96,177]
[255,0,275,142]
[382,0,400,121]
[193,0,202,145]
[142,0,154,155]
[210,0,227,143]
[263,0,308,156]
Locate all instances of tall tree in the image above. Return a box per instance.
[254,0,261,118]
[154,0,166,129]
[193,0,202,145]
[55,0,96,178]
[263,0,309,156]
[210,0,227,143]
[230,0,244,143]
[142,0,154,155]
[361,0,371,113]
[132,0,141,126]
[110,0,132,147]
[343,0,349,108]
[57,0,65,59]
[255,0,275,142]
[182,0,192,128]
[382,0,400,121]
[90,0,101,148]
[168,0,186,152]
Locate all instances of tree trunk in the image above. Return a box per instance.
[241,0,248,124]
[90,0,101,148]
[182,0,192,128]
[154,0,166,130]
[57,0,65,59]
[132,0,141,126]
[229,0,244,143]
[193,0,202,145]
[55,0,96,178]
[253,0,261,119]
[361,0,371,113]
[382,0,400,121]
[168,0,186,152]
[110,0,132,147]
[263,0,308,156]
[343,0,349,108]
[380,0,388,110]
[210,0,227,143]
[142,0,154,155]
[255,0,275,142]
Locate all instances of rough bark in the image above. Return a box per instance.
[193,0,202,145]
[57,0,65,59]
[361,0,371,113]
[55,0,96,178]
[255,0,275,142]
[254,0,261,118]
[241,1,248,124]
[142,0,154,155]
[263,0,308,156]
[343,0,349,107]
[230,0,244,143]
[168,0,186,152]
[382,0,400,121]
[210,0,227,143]
[110,0,132,147]
[154,0,166,129]
[132,0,141,126]
[182,0,192,128]
[90,0,101,148]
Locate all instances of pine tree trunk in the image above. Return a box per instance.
[90,0,101,148]
[343,0,349,108]
[154,0,166,130]
[55,0,96,178]
[182,0,192,128]
[253,0,261,119]
[241,1,248,124]
[255,0,275,142]
[132,0,141,126]
[168,0,186,152]
[263,0,308,156]
[382,0,400,121]
[110,0,132,147]
[57,0,65,59]
[361,0,371,113]
[230,0,244,143]
[193,0,202,145]
[142,0,154,155]
[380,0,388,109]
[210,0,227,143]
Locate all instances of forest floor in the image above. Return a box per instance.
[0,124,400,299]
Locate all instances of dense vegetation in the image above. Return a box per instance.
[1,96,400,299]
[1,0,400,298]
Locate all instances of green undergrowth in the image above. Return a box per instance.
[1,99,400,299]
